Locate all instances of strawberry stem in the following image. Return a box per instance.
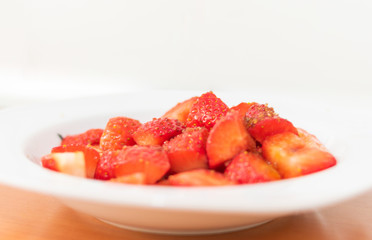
[57,133,64,141]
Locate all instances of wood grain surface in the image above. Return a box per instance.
[1,184,372,240]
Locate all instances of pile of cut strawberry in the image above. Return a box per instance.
[41,91,337,186]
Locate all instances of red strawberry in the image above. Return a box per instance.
[163,127,209,173]
[110,172,146,185]
[224,151,281,184]
[100,117,141,151]
[133,118,185,146]
[186,91,229,130]
[94,150,120,180]
[168,169,236,186]
[51,145,101,178]
[50,152,86,177]
[245,102,277,122]
[114,145,170,184]
[61,128,103,146]
[297,128,328,151]
[230,102,254,119]
[245,103,298,143]
[41,154,58,171]
[162,96,198,123]
[249,118,298,144]
[207,110,256,169]
[262,132,337,178]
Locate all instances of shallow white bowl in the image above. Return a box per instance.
[0,90,371,235]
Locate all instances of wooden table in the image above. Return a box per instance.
[1,184,372,240]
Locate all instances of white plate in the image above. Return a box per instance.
[0,90,371,235]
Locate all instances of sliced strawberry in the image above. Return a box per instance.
[133,118,185,146]
[245,102,277,123]
[207,110,256,169]
[230,102,254,119]
[100,117,142,151]
[162,96,198,123]
[224,151,281,184]
[297,128,328,151]
[41,154,58,171]
[248,118,298,144]
[168,169,236,186]
[186,91,229,130]
[52,145,100,178]
[61,128,103,146]
[51,152,86,177]
[42,151,87,177]
[110,172,146,185]
[262,132,337,178]
[94,150,120,180]
[163,127,209,173]
[245,103,298,143]
[114,145,170,184]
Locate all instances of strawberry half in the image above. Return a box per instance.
[230,102,254,120]
[262,132,337,178]
[163,127,209,173]
[162,96,198,123]
[51,145,101,178]
[41,154,58,172]
[61,128,103,146]
[133,118,185,146]
[245,102,277,122]
[94,150,120,180]
[186,91,229,130]
[100,117,141,151]
[245,103,298,143]
[114,145,170,184]
[224,151,281,184]
[207,110,256,169]
[297,128,328,151]
[50,152,86,177]
[168,169,236,186]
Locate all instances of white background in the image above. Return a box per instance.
[0,0,371,106]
